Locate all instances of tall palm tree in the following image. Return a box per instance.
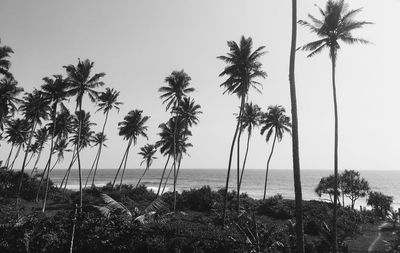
[50,138,71,171]
[112,110,149,191]
[237,102,261,191]
[260,105,291,200]
[90,88,122,187]
[84,132,107,188]
[299,2,371,250]
[136,144,157,187]
[289,1,304,250]
[217,36,267,219]
[0,77,23,130]
[0,38,14,78]
[18,90,50,198]
[64,59,105,211]
[4,118,29,169]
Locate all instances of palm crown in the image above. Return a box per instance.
[70,110,95,149]
[159,70,195,111]
[172,97,202,128]
[20,90,51,126]
[156,117,192,156]
[64,59,105,109]
[218,36,267,98]
[298,0,372,59]
[92,132,108,148]
[118,110,149,144]
[97,87,122,114]
[0,39,14,78]
[138,144,157,168]
[260,105,291,142]
[239,102,262,135]
[5,118,29,146]
[0,77,23,128]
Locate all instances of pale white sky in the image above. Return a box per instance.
[0,0,399,171]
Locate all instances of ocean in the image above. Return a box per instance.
[49,169,400,209]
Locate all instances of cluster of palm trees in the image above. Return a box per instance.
[217,1,370,252]
[0,0,370,251]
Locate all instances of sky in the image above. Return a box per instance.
[0,0,399,171]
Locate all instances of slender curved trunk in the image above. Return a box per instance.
[263,131,277,200]
[136,164,149,188]
[112,138,131,188]
[222,95,245,224]
[91,111,109,187]
[30,149,42,177]
[172,154,177,211]
[9,144,22,170]
[18,120,37,197]
[236,122,243,214]
[289,1,304,251]
[35,158,51,202]
[161,164,173,195]
[75,102,84,212]
[25,152,35,168]
[331,51,339,253]
[69,204,78,253]
[84,147,100,188]
[172,155,182,206]
[42,104,58,212]
[239,130,251,192]
[119,140,132,192]
[5,145,14,168]
[156,154,171,197]
[59,147,77,190]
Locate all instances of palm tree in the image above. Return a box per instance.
[112,110,149,191]
[84,132,107,188]
[0,38,14,78]
[0,77,23,130]
[4,118,29,169]
[237,102,261,191]
[64,59,105,211]
[90,88,122,187]
[260,105,291,200]
[18,90,50,196]
[159,70,194,111]
[299,2,371,250]
[51,138,71,171]
[217,36,267,219]
[136,144,157,187]
[289,0,304,250]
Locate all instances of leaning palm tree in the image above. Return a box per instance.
[18,90,50,198]
[237,102,262,191]
[217,36,267,219]
[260,105,291,200]
[112,110,149,191]
[299,2,371,250]
[0,77,23,130]
[84,132,107,188]
[136,144,157,187]
[64,59,105,211]
[90,88,122,187]
[289,0,304,250]
[0,38,14,78]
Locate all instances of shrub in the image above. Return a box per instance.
[257,195,293,219]
[180,186,221,212]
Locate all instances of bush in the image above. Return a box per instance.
[257,195,293,219]
[180,186,221,212]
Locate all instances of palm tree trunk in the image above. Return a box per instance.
[119,140,132,192]
[18,120,37,196]
[136,165,149,188]
[30,149,42,176]
[239,130,251,192]
[172,154,182,206]
[289,0,304,251]
[161,164,173,195]
[156,154,171,197]
[222,95,245,224]
[69,204,78,253]
[84,147,100,188]
[331,50,339,253]
[5,144,14,168]
[76,102,83,212]
[25,152,35,168]
[112,139,131,187]
[59,147,77,190]
[236,123,243,214]
[263,131,277,200]
[42,104,58,212]
[9,144,22,170]
[36,158,51,202]
[172,154,177,211]
[92,111,109,187]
